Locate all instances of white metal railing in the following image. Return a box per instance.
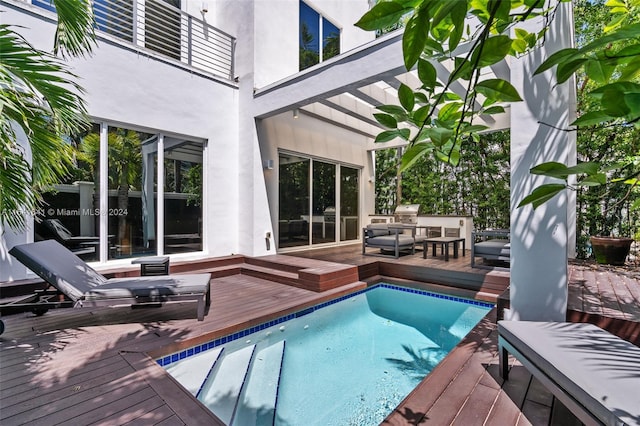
[32,0,235,80]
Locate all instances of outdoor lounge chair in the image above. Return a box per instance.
[362,223,416,258]
[499,320,640,426]
[6,240,211,328]
[471,229,510,268]
[40,218,100,258]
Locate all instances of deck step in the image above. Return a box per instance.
[240,263,299,286]
[232,340,286,426]
[164,347,224,396]
[198,344,257,424]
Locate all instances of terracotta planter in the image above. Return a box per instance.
[590,236,633,266]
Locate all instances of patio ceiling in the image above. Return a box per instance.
[252,30,512,151]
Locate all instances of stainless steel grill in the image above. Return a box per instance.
[394,204,420,224]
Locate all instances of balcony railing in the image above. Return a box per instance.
[32,0,235,80]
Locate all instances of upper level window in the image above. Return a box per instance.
[299,1,340,71]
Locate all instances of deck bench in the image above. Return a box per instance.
[498,321,640,426]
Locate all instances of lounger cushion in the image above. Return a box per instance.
[10,239,107,301]
[366,224,391,238]
[474,240,510,257]
[365,235,414,247]
[499,321,640,426]
[84,274,210,300]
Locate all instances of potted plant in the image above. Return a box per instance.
[519,157,639,266]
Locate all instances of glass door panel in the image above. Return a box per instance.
[340,166,359,241]
[279,154,310,248]
[312,161,336,244]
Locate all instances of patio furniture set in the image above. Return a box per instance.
[362,223,467,261]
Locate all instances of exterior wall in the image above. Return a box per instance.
[259,112,373,247]
[508,2,576,321]
[252,0,373,88]
[0,1,241,279]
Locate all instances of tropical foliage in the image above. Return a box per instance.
[0,0,95,230]
[356,0,639,193]
[375,131,510,230]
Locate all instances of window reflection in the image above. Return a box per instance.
[299,0,340,70]
[36,124,204,261]
[279,154,310,248]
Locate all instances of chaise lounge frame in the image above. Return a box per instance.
[4,240,211,333]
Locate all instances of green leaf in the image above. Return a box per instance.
[398,128,411,140]
[400,143,433,171]
[579,173,607,186]
[426,127,453,146]
[414,92,430,104]
[354,1,413,31]
[475,79,523,102]
[517,184,567,209]
[473,35,512,68]
[530,162,570,180]
[411,105,430,124]
[402,6,430,70]
[572,110,616,126]
[590,81,640,98]
[579,23,640,54]
[398,83,415,112]
[438,102,463,122]
[620,55,640,81]
[373,113,398,128]
[417,59,437,90]
[482,105,506,115]
[565,162,600,175]
[584,59,615,84]
[556,58,588,83]
[534,48,581,75]
[448,0,467,51]
[452,57,473,81]
[377,105,409,118]
[375,130,402,143]
[461,124,489,133]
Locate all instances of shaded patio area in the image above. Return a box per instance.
[0,245,638,425]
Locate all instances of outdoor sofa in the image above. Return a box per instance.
[362,223,416,258]
[8,240,211,323]
[499,320,640,425]
[471,229,510,268]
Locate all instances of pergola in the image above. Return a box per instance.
[252,3,576,322]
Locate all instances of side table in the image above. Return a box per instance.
[132,256,170,276]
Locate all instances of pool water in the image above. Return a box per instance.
[161,284,492,425]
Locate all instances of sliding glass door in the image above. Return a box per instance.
[278,153,359,250]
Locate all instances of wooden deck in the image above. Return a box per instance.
[0,245,638,425]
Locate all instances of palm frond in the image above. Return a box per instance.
[52,0,96,58]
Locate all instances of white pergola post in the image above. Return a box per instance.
[508,2,576,321]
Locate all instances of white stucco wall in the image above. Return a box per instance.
[508,2,576,321]
[1,1,241,278]
[259,112,373,246]
[251,0,374,88]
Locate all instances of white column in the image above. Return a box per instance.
[508,2,576,321]
[157,133,165,255]
[99,122,109,262]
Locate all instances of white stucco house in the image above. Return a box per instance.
[0,0,575,321]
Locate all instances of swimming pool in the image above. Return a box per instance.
[159,284,492,425]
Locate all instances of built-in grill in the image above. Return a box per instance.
[323,206,336,223]
[393,204,420,224]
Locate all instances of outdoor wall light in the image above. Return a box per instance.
[201,2,208,13]
[293,109,299,119]
[263,159,274,170]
